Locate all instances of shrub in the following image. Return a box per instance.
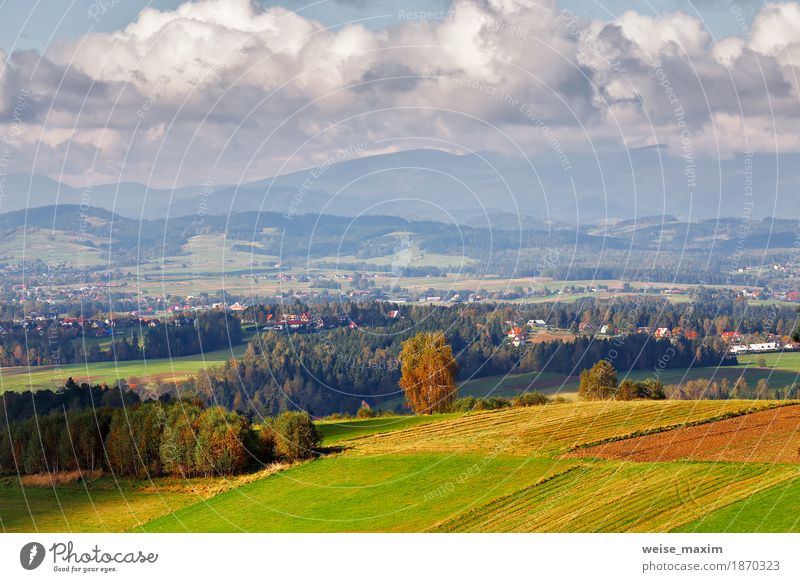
[356,403,375,419]
[272,411,320,461]
[473,397,512,411]
[513,392,550,407]
[260,423,277,464]
[451,396,478,412]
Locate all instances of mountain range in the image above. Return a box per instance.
[1,147,795,225]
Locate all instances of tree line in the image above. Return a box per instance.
[0,310,241,367]
[0,384,319,477]
[185,300,735,416]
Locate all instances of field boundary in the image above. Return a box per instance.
[566,401,800,453]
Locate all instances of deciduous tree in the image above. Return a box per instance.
[399,332,459,414]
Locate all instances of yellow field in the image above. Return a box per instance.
[350,400,781,456]
[432,462,798,532]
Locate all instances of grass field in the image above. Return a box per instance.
[432,462,798,533]
[0,228,108,267]
[316,414,458,445]
[140,454,574,533]
[0,343,247,393]
[673,476,800,533]
[137,400,796,533]
[737,351,800,373]
[0,478,200,533]
[5,399,800,533]
[458,370,578,399]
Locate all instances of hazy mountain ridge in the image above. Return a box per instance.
[1,149,796,225]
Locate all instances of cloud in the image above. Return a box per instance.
[0,0,797,187]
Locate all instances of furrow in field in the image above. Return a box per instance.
[432,462,798,532]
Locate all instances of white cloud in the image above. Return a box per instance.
[0,0,797,186]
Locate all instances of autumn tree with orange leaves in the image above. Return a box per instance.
[399,331,459,414]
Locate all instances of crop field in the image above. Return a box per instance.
[569,404,800,464]
[316,414,458,445]
[0,343,247,393]
[673,476,800,533]
[6,400,800,533]
[140,454,574,533]
[349,400,780,457]
[432,462,798,533]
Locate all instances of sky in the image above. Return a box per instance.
[0,0,781,51]
[0,0,798,187]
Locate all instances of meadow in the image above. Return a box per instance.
[4,400,800,533]
[138,400,798,533]
[0,342,247,393]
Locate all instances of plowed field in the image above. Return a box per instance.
[569,404,800,464]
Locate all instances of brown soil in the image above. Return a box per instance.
[568,404,800,464]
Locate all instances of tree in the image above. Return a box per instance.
[615,379,638,401]
[271,411,319,461]
[731,377,750,399]
[160,404,202,476]
[399,332,459,414]
[193,407,249,476]
[755,378,770,400]
[578,360,618,401]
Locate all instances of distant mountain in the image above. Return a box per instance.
[2,148,797,224]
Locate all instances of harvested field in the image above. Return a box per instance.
[432,462,798,533]
[569,404,800,464]
[350,400,781,457]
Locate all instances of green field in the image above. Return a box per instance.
[444,361,798,405]
[316,414,458,445]
[140,454,572,533]
[433,461,797,532]
[0,343,247,393]
[0,228,108,267]
[737,351,800,373]
[138,400,794,533]
[0,477,201,532]
[673,476,800,533]
[459,370,578,399]
[5,400,800,533]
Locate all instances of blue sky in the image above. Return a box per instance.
[0,0,777,52]
[1,0,798,186]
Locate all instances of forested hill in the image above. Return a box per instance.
[1,204,798,283]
